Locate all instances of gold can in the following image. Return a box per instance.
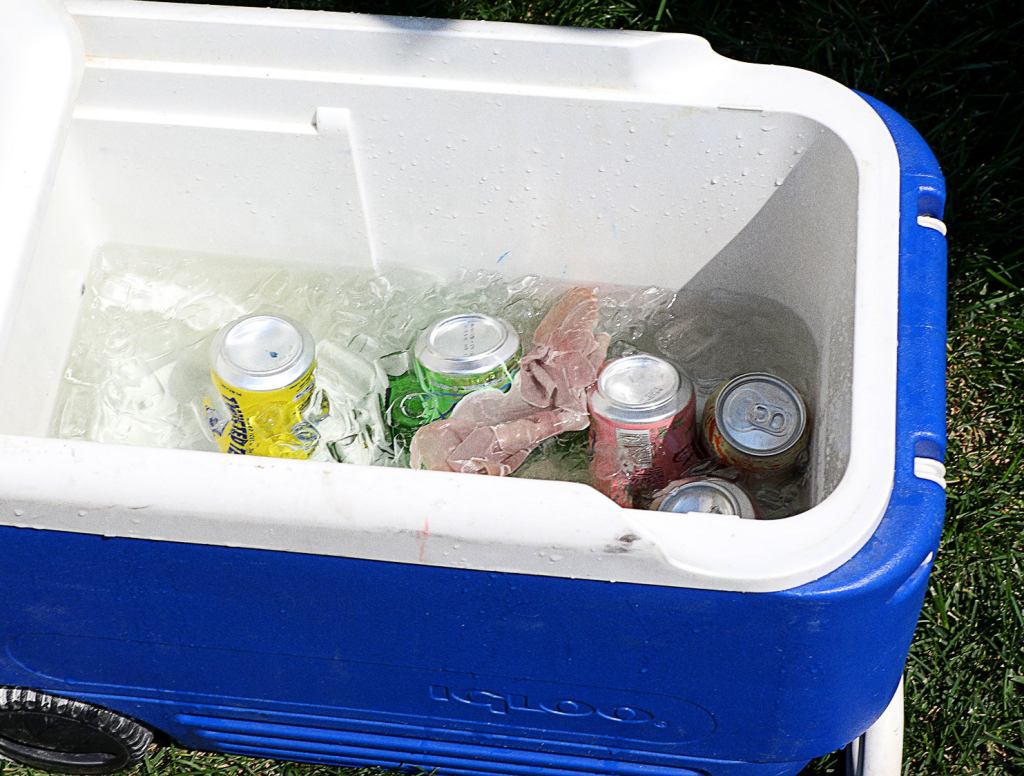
[701,372,809,472]
[209,314,317,459]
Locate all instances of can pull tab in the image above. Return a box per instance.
[746,403,789,436]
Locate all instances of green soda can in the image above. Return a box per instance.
[378,350,437,448]
[414,312,521,418]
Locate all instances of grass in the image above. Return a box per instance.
[4,0,1021,775]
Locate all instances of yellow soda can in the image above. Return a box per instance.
[209,313,318,459]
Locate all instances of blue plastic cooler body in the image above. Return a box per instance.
[0,95,946,776]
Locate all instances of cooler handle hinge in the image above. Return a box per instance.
[913,457,947,490]
[915,215,947,236]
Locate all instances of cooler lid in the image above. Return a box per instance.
[0,0,83,326]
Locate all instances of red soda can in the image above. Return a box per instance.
[588,354,698,507]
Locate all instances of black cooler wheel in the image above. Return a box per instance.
[0,687,153,774]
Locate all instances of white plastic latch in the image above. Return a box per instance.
[916,215,947,236]
[913,457,947,490]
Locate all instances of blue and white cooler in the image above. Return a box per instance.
[0,2,947,775]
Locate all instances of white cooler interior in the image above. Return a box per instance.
[0,1,901,592]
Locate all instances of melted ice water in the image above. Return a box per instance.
[53,245,815,518]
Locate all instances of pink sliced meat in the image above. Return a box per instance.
[410,287,609,476]
[520,286,608,412]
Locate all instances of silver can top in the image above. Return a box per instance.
[657,478,757,519]
[415,313,520,376]
[211,313,316,391]
[715,372,807,456]
[591,353,693,423]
